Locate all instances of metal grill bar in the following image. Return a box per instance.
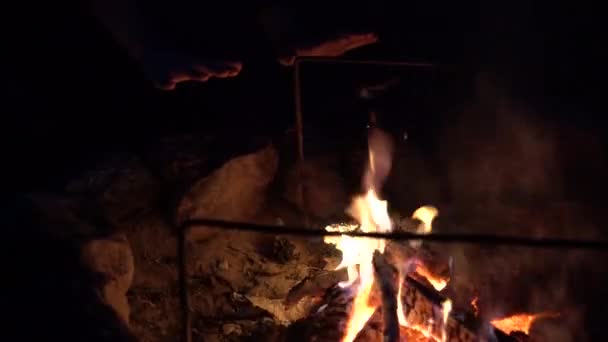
[177,217,608,342]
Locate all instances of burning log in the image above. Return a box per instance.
[285,269,347,306]
[372,251,399,342]
[400,276,475,341]
[285,284,358,342]
[285,270,528,342]
[383,239,452,296]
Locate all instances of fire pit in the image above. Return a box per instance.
[277,127,545,342]
[119,59,607,342]
[173,125,577,342]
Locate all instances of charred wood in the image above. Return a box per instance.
[285,284,356,342]
[285,269,347,306]
[373,251,400,342]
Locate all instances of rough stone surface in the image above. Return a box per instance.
[82,233,135,324]
[177,145,278,239]
[284,157,347,219]
[65,154,162,227]
[8,193,138,342]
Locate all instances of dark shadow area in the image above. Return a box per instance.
[4,1,606,341]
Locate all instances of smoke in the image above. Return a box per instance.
[440,74,562,205]
[428,72,608,341]
[364,127,394,192]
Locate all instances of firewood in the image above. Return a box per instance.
[372,251,399,342]
[285,284,356,342]
[384,240,451,289]
[401,276,476,341]
[285,269,347,306]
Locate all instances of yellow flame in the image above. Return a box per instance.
[322,135,395,342]
[410,205,438,249]
[471,296,479,317]
[323,130,450,341]
[324,189,392,341]
[414,264,449,291]
[441,299,452,342]
[412,205,438,233]
[396,274,408,326]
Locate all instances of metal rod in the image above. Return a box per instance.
[291,57,434,227]
[181,218,608,251]
[292,56,434,161]
[178,227,192,342]
[293,57,435,68]
[294,60,304,161]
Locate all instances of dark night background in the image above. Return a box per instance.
[6,1,604,193]
[4,1,607,341]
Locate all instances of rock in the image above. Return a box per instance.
[24,192,121,239]
[65,155,161,226]
[246,295,318,325]
[143,134,215,186]
[272,237,297,263]
[82,233,135,324]
[217,259,230,270]
[177,145,278,240]
[5,194,138,342]
[284,158,347,219]
[222,323,243,336]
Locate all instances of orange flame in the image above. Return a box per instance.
[414,264,449,292]
[324,133,393,341]
[324,190,390,342]
[491,312,559,335]
[324,128,452,341]
[396,277,452,342]
[471,297,479,317]
[410,205,438,248]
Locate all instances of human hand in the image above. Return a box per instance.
[278,32,379,66]
[142,50,242,90]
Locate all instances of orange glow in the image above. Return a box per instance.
[340,279,376,342]
[412,205,438,233]
[471,297,479,317]
[324,140,393,341]
[396,276,408,326]
[414,264,449,291]
[491,312,559,335]
[397,279,451,342]
[410,205,438,248]
[324,129,451,341]
[441,299,452,342]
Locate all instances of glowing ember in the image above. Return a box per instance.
[414,264,448,291]
[470,297,479,317]
[491,312,559,335]
[396,276,452,342]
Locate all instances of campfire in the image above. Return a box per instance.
[288,127,558,342]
